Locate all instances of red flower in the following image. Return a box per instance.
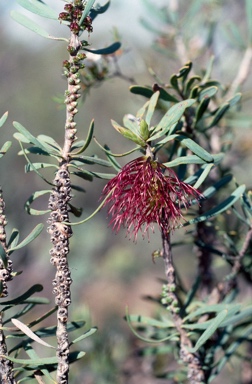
[102,157,203,241]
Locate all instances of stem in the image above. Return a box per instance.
[47,14,84,384]
[0,188,16,384]
[161,230,205,384]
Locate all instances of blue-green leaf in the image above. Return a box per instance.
[0,141,12,158]
[84,42,121,55]
[25,163,57,173]
[146,91,160,126]
[0,284,43,306]
[90,1,110,21]
[24,190,51,215]
[79,0,96,26]
[70,327,97,345]
[149,99,196,140]
[17,0,58,20]
[246,0,252,44]
[11,10,52,38]
[0,111,8,127]
[189,310,228,352]
[8,224,44,251]
[184,184,246,226]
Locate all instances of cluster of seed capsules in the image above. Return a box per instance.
[59,1,93,36]
[47,169,73,320]
[0,188,13,297]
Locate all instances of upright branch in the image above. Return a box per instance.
[0,188,16,384]
[161,230,205,384]
[47,3,92,383]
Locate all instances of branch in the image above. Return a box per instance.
[161,230,205,384]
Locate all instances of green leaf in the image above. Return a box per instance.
[227,92,242,107]
[209,325,252,381]
[8,224,44,251]
[220,305,252,327]
[11,318,55,349]
[0,141,12,158]
[202,56,215,83]
[206,103,230,129]
[193,163,214,189]
[71,155,111,167]
[0,284,43,306]
[37,134,61,151]
[126,314,174,329]
[146,91,160,126]
[198,86,218,101]
[201,174,233,199]
[164,155,211,167]
[174,135,213,162]
[90,1,110,20]
[130,85,178,102]
[111,120,146,146]
[184,303,241,322]
[79,0,96,26]
[0,111,8,127]
[190,310,228,352]
[170,74,179,92]
[150,99,196,140]
[0,244,8,268]
[3,351,85,367]
[24,190,51,215]
[70,327,97,345]
[7,229,19,250]
[11,11,64,40]
[184,184,246,227]
[13,121,52,154]
[246,0,252,43]
[84,42,121,55]
[89,171,116,179]
[123,115,141,136]
[71,119,94,155]
[25,163,57,173]
[184,76,201,97]
[71,169,93,182]
[17,0,58,19]
[195,98,210,123]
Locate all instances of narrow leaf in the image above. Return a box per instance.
[90,1,110,20]
[24,190,51,215]
[175,135,213,162]
[184,184,246,226]
[0,141,12,158]
[2,352,85,366]
[72,119,94,155]
[11,318,55,349]
[25,163,57,173]
[17,0,58,19]
[70,327,97,345]
[0,244,8,268]
[190,310,228,352]
[84,42,121,55]
[79,0,96,26]
[8,224,44,251]
[11,11,52,39]
[150,99,195,140]
[146,91,159,126]
[0,111,8,127]
[246,0,252,43]
[0,284,43,306]
[13,121,51,153]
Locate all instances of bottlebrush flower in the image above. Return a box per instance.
[102,156,203,241]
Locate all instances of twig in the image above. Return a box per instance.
[225,46,252,100]
[161,230,205,384]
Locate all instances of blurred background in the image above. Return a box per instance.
[0,1,251,383]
